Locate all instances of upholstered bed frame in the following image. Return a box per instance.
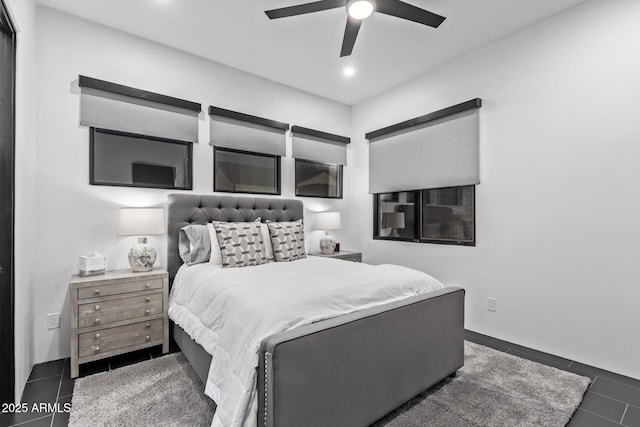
[167,194,465,427]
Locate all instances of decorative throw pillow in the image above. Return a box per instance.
[213,221,266,268]
[266,220,306,262]
[178,224,211,265]
[208,218,262,265]
[206,223,222,266]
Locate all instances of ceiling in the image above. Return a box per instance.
[36,0,590,105]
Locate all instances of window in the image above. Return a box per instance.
[375,186,475,246]
[376,191,417,240]
[214,147,280,195]
[295,159,343,199]
[90,128,192,190]
[421,186,475,244]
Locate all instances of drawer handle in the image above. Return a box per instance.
[145,323,151,329]
[94,290,100,296]
[145,309,151,315]
[95,318,100,325]
[145,297,151,303]
[94,346,100,353]
[146,335,151,341]
[95,333,101,339]
[145,282,150,288]
[95,305,100,311]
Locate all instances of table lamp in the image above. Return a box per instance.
[314,211,341,254]
[118,207,165,272]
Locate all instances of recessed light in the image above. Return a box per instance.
[343,67,356,77]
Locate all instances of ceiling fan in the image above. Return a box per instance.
[265,0,446,57]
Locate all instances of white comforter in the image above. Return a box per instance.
[168,256,444,427]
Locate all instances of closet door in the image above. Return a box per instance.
[0,0,16,404]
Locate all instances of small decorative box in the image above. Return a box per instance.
[79,252,105,277]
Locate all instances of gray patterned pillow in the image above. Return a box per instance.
[266,220,306,262]
[213,221,266,268]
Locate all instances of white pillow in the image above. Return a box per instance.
[260,223,274,261]
[207,223,222,265]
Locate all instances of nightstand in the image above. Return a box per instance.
[69,269,169,378]
[310,250,362,263]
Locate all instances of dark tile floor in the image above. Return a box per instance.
[464,330,640,427]
[3,333,639,427]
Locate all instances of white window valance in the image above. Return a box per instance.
[367,99,481,194]
[209,107,288,156]
[79,76,201,142]
[291,126,349,165]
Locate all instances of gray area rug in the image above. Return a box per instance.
[70,353,215,427]
[70,342,590,427]
[373,342,590,426]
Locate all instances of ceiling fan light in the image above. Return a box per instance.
[347,0,375,20]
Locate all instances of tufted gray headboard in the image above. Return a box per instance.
[167,194,304,283]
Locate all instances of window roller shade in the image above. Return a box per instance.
[292,134,347,166]
[368,108,480,194]
[209,115,287,157]
[79,86,200,143]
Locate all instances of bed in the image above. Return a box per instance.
[167,194,465,427]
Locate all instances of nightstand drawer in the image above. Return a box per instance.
[78,278,163,300]
[336,254,362,262]
[78,319,164,358]
[78,293,163,328]
[310,251,362,263]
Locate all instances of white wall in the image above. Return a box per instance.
[33,7,352,364]
[31,0,640,382]
[6,0,37,402]
[352,0,640,379]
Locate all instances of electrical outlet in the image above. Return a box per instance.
[47,313,60,330]
[486,297,497,312]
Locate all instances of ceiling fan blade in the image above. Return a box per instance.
[265,0,346,19]
[375,0,446,28]
[340,17,362,57]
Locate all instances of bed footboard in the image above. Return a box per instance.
[258,286,465,427]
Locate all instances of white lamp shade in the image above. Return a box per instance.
[118,208,165,236]
[314,211,341,231]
